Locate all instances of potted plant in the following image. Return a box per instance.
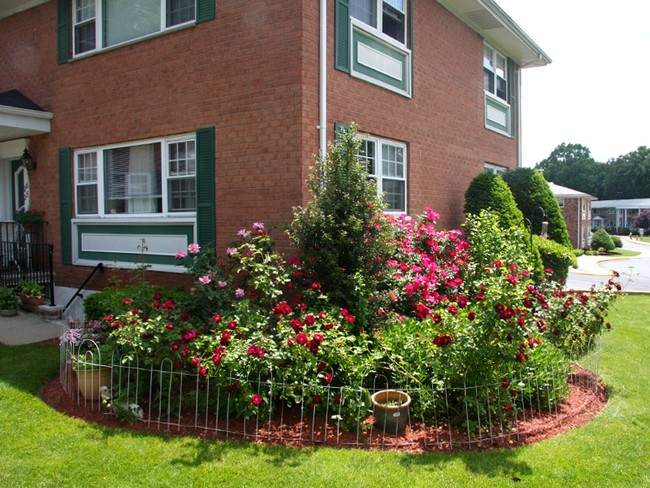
[72,343,113,401]
[17,280,45,306]
[0,286,18,316]
[371,389,412,433]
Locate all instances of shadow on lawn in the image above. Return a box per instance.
[0,343,59,394]
[401,449,532,482]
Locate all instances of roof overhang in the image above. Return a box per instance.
[437,0,551,68]
[0,104,52,142]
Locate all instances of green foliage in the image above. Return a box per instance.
[288,124,393,329]
[464,172,524,230]
[632,208,650,231]
[17,280,44,297]
[610,235,623,248]
[502,168,571,248]
[0,286,18,310]
[601,146,650,200]
[535,142,603,197]
[533,235,577,282]
[83,284,188,321]
[591,228,615,251]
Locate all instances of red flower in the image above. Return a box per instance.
[304,314,316,326]
[502,379,510,389]
[311,282,321,291]
[323,372,333,385]
[251,394,263,406]
[122,298,133,305]
[220,330,231,346]
[296,333,308,346]
[505,402,512,412]
[273,301,293,315]
[165,322,174,330]
[212,314,222,323]
[467,311,476,321]
[227,320,238,330]
[152,292,163,300]
[312,333,324,343]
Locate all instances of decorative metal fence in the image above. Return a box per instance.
[59,323,604,452]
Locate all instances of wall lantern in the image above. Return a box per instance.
[21,148,36,171]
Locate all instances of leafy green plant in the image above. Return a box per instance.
[591,228,615,251]
[533,235,577,282]
[17,280,44,298]
[0,286,18,310]
[464,172,524,230]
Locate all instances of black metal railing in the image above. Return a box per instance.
[0,221,55,306]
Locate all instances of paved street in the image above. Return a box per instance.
[566,238,650,292]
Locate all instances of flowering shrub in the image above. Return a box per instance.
[14,208,45,224]
[94,131,620,433]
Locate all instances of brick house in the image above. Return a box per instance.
[0,0,549,308]
[548,182,595,249]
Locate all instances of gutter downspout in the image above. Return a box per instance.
[319,0,327,158]
[516,67,523,167]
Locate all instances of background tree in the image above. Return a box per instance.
[464,172,524,230]
[502,168,571,248]
[535,143,603,198]
[632,208,650,231]
[601,147,650,200]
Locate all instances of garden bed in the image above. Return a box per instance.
[41,365,606,453]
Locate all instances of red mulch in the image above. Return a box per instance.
[40,365,607,453]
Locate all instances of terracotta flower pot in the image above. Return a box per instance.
[19,294,44,306]
[371,389,411,433]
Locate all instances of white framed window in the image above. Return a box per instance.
[357,136,407,213]
[351,0,407,45]
[73,0,197,56]
[483,45,508,102]
[484,163,507,175]
[74,134,196,217]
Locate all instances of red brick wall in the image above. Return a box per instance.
[327,0,519,229]
[1,1,520,291]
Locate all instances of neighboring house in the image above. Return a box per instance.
[0,0,550,307]
[548,182,595,249]
[592,199,650,232]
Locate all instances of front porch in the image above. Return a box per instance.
[0,221,55,306]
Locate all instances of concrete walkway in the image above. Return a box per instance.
[0,311,64,346]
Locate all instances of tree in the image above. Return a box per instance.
[601,147,650,200]
[288,124,393,329]
[502,168,571,248]
[591,229,615,251]
[535,143,603,198]
[632,209,650,231]
[464,172,524,230]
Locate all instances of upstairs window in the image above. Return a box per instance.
[357,136,407,213]
[350,0,406,45]
[483,45,508,102]
[73,0,197,56]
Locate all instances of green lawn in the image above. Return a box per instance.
[1,295,648,487]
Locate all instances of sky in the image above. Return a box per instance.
[494,0,650,166]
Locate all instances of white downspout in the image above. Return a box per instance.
[516,67,523,166]
[319,0,327,158]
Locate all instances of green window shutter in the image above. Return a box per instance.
[195,127,216,246]
[59,147,73,264]
[507,58,516,136]
[408,0,414,97]
[196,0,215,24]
[335,0,350,73]
[57,0,70,64]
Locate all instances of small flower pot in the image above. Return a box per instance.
[0,309,18,317]
[371,389,411,433]
[76,366,112,400]
[19,294,44,306]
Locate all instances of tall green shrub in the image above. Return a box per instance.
[464,172,524,230]
[502,168,571,248]
[288,124,393,329]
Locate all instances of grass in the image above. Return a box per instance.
[1,295,648,487]
[609,249,641,257]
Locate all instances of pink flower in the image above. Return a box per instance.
[235,288,245,298]
[251,394,263,406]
[199,275,211,285]
[252,222,265,231]
[218,281,227,288]
[226,247,237,255]
[187,243,201,255]
[175,251,186,259]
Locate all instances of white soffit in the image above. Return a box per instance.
[437,0,552,67]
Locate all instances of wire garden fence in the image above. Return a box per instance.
[59,322,604,452]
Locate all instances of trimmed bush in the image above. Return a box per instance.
[591,229,615,252]
[464,173,524,230]
[533,235,577,282]
[611,235,623,248]
[502,168,572,248]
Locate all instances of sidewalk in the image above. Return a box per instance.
[0,311,64,346]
